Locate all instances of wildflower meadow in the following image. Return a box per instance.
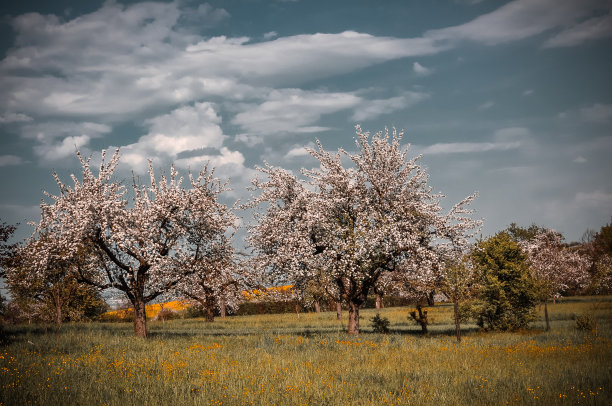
[1,297,610,405]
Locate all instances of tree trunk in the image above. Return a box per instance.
[375,293,382,309]
[427,291,435,306]
[348,301,360,335]
[314,301,321,313]
[219,298,226,318]
[544,300,550,331]
[295,303,300,319]
[201,296,215,323]
[409,303,428,334]
[453,298,461,342]
[335,301,342,320]
[133,297,148,338]
[204,306,214,322]
[54,293,63,326]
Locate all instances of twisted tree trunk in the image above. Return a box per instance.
[409,303,428,334]
[348,301,360,335]
[133,296,148,338]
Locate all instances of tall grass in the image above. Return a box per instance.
[1,298,610,405]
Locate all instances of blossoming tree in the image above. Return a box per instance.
[32,150,236,337]
[521,229,591,330]
[247,126,481,334]
[176,246,247,322]
[6,234,105,325]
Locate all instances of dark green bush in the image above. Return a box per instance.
[469,232,538,331]
[370,313,390,334]
[575,313,597,331]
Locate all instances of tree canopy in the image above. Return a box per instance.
[247,126,481,334]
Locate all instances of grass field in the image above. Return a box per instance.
[1,297,611,405]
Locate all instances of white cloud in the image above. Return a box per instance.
[175,147,245,170]
[544,12,612,47]
[112,102,253,191]
[263,31,278,40]
[1,0,607,126]
[34,134,91,161]
[573,155,587,163]
[0,112,32,123]
[284,142,316,160]
[232,88,430,137]
[413,62,431,76]
[478,101,495,111]
[0,155,23,166]
[0,1,443,120]
[426,0,610,46]
[522,89,534,96]
[419,141,521,155]
[418,127,529,155]
[193,3,230,25]
[20,121,111,160]
[351,92,429,121]
[580,103,612,123]
[119,102,227,171]
[575,190,612,210]
[232,89,361,135]
[235,133,264,147]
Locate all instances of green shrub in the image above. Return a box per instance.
[469,232,538,331]
[575,313,597,331]
[370,313,390,334]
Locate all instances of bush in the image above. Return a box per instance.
[469,232,538,331]
[156,308,181,321]
[184,306,207,319]
[575,313,597,331]
[370,314,390,334]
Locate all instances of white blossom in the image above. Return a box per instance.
[247,126,481,333]
[29,150,237,336]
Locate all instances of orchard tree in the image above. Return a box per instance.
[177,248,246,322]
[294,266,341,314]
[521,229,591,330]
[0,220,19,277]
[582,222,612,294]
[32,150,236,337]
[0,221,18,336]
[440,254,475,342]
[6,235,106,325]
[247,126,480,334]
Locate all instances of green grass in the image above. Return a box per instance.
[1,298,611,405]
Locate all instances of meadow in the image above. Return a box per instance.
[1,297,611,405]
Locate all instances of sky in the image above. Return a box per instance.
[0,0,611,245]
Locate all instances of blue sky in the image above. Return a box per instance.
[0,0,611,244]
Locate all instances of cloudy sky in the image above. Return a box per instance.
[0,0,611,244]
